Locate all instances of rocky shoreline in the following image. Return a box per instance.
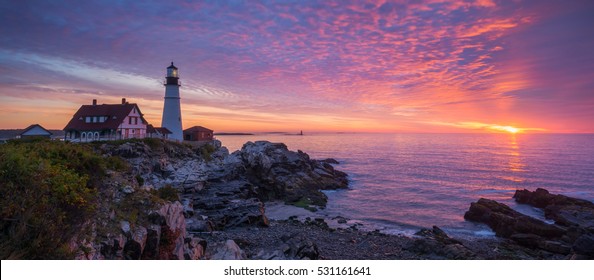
[24,138,592,260]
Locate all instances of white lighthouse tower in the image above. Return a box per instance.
[161,62,183,141]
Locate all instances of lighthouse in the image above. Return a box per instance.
[161,62,183,141]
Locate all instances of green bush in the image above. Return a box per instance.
[135,174,144,186]
[199,144,216,162]
[151,185,179,202]
[0,140,106,259]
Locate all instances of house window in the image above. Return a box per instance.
[85,117,91,123]
[134,117,138,125]
[93,116,97,123]
[94,132,100,140]
[81,132,86,139]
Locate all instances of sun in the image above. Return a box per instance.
[502,126,520,134]
[489,125,521,134]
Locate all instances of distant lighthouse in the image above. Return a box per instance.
[161,62,183,141]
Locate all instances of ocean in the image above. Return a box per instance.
[217,133,594,237]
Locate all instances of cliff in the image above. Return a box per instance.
[0,138,348,259]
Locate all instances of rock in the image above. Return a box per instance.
[121,185,134,194]
[411,226,473,259]
[186,218,213,232]
[230,141,348,207]
[142,225,161,259]
[464,198,565,239]
[181,198,194,217]
[514,188,594,229]
[184,237,206,260]
[514,188,594,209]
[572,234,594,256]
[156,202,186,260]
[319,158,340,164]
[123,226,148,259]
[543,241,571,255]
[212,240,244,260]
[509,233,543,249]
[120,220,131,234]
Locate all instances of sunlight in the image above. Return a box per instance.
[490,125,521,134]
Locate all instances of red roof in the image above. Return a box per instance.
[63,103,147,131]
[184,126,213,133]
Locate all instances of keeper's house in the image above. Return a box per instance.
[64,98,148,142]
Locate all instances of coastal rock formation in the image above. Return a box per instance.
[411,226,475,259]
[513,188,594,229]
[465,189,594,259]
[226,141,349,206]
[79,200,206,260]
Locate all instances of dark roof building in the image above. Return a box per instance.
[147,125,172,139]
[0,124,56,140]
[19,124,53,138]
[183,126,214,141]
[64,98,148,142]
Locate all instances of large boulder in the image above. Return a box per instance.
[514,188,594,229]
[231,141,348,206]
[211,240,245,260]
[464,198,565,238]
[466,190,594,258]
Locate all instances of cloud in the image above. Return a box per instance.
[0,0,593,132]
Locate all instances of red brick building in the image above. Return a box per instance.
[183,126,214,141]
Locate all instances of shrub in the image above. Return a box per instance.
[135,174,144,186]
[0,140,104,259]
[199,144,216,162]
[151,185,179,202]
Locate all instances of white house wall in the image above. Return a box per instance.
[119,106,147,139]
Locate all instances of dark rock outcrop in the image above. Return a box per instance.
[231,141,348,206]
[465,189,594,259]
[514,188,594,229]
[464,198,565,239]
[411,226,475,259]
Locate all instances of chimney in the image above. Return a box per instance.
[122,98,126,104]
[92,99,97,105]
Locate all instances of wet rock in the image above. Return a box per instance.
[514,188,594,229]
[464,198,565,238]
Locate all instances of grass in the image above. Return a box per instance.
[288,198,318,212]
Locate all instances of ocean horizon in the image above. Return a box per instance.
[217,133,594,237]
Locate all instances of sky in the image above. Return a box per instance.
[1,0,593,133]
